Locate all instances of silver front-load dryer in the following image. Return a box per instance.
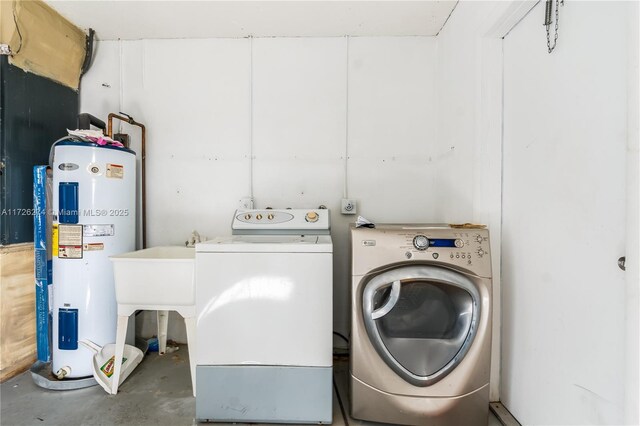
[350,224,492,426]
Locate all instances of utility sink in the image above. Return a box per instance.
[111,246,195,306]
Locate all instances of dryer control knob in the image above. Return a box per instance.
[305,211,319,223]
[244,214,252,220]
[413,235,430,251]
[268,213,274,220]
[256,214,263,220]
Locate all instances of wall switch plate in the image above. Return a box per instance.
[341,198,357,215]
[239,197,254,209]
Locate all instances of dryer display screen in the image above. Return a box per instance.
[429,239,456,248]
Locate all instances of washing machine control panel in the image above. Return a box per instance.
[240,211,293,224]
[233,209,330,234]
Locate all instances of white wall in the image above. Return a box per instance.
[80,36,443,346]
[347,37,443,220]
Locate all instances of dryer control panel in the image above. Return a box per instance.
[351,224,492,278]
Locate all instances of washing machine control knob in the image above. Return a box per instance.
[305,211,319,223]
[244,214,252,220]
[413,235,430,251]
[256,214,263,220]
[455,239,465,248]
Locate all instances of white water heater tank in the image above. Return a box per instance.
[52,141,136,378]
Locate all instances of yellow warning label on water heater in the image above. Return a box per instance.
[84,243,104,251]
[52,225,59,257]
[58,224,83,259]
[106,163,124,179]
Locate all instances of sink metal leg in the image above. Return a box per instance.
[157,310,169,355]
[112,315,129,395]
[184,316,197,397]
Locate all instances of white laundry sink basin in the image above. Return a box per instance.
[111,246,195,306]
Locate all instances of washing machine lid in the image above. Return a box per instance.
[196,235,333,253]
[362,265,480,387]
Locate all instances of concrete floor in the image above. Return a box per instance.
[1,346,502,426]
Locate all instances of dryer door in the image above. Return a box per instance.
[362,265,481,387]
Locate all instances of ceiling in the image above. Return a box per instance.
[45,1,458,40]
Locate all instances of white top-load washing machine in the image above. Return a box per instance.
[350,224,492,426]
[195,209,333,424]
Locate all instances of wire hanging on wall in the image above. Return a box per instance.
[545,0,564,53]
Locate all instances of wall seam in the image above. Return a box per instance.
[250,36,254,200]
[344,35,350,199]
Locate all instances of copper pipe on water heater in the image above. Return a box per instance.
[108,113,147,248]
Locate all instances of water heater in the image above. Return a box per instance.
[52,140,136,378]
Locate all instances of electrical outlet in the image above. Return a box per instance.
[341,199,357,215]
[239,197,254,209]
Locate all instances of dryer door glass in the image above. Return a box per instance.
[362,265,481,387]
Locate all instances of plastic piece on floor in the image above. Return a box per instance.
[147,337,158,352]
[80,340,143,394]
[165,345,179,354]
